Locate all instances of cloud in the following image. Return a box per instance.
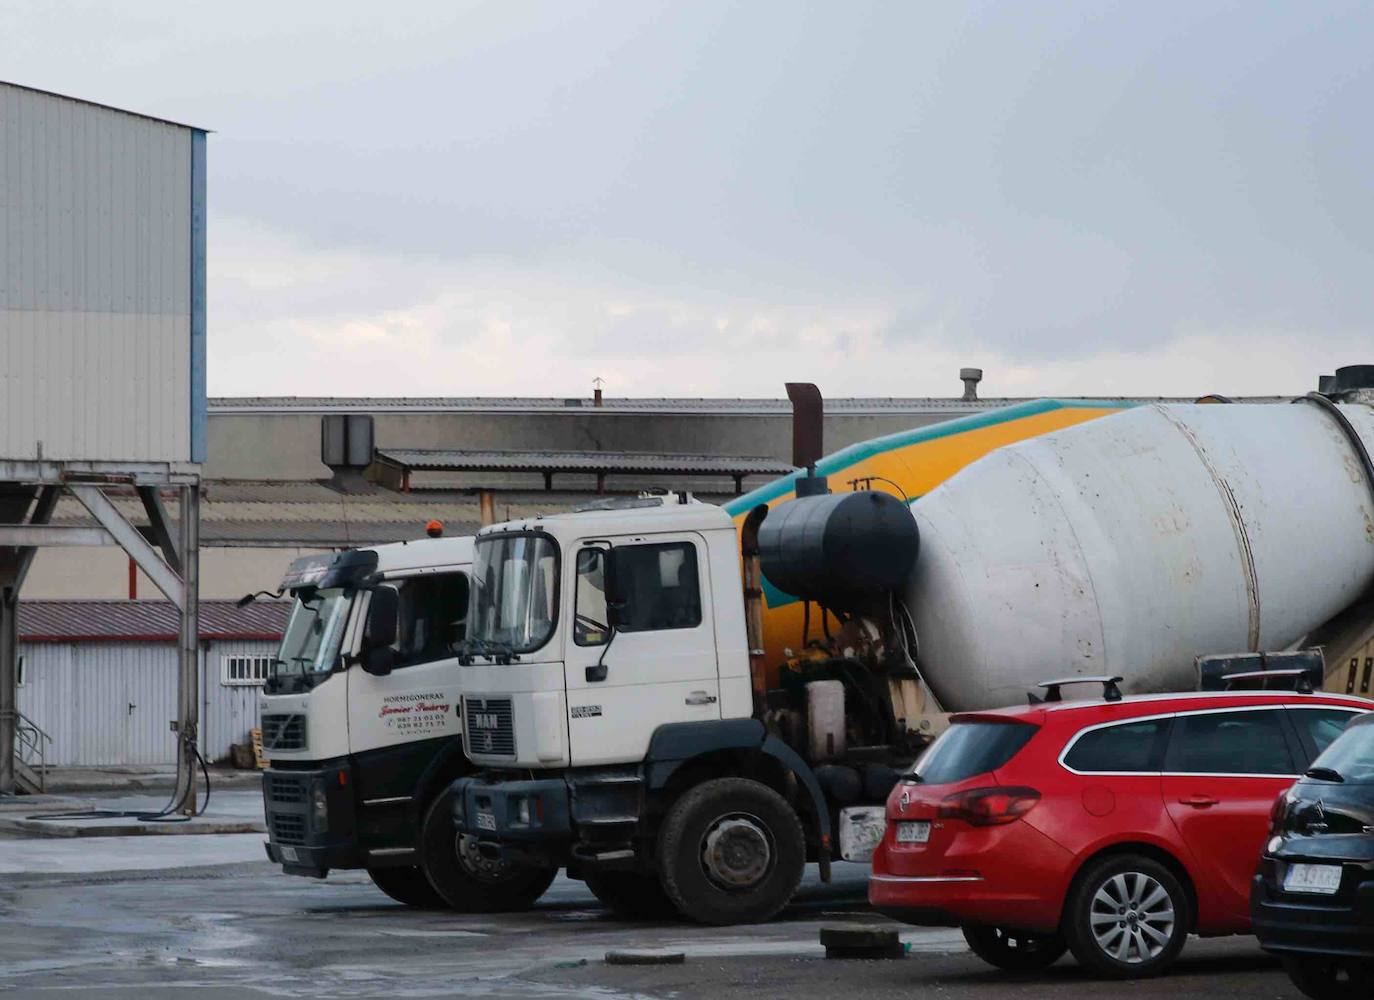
[209,215,1367,400]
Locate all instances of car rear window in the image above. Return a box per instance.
[1064,718,1172,773]
[1311,716,1374,783]
[913,721,1037,785]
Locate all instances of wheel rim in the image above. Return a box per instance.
[454,832,520,885]
[1088,872,1175,964]
[699,812,774,891]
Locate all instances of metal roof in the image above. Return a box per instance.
[374,448,794,476]
[19,600,292,643]
[0,80,207,132]
[207,394,1289,416]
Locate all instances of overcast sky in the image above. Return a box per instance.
[4,2,1372,399]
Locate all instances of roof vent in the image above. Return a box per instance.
[321,414,375,492]
[959,367,983,401]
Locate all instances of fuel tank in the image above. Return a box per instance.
[907,401,1374,712]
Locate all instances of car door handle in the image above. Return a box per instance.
[1177,795,1218,808]
[685,691,717,706]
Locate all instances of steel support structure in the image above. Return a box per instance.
[0,477,199,799]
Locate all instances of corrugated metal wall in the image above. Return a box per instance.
[16,639,277,766]
[0,83,194,463]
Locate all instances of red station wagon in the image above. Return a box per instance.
[869,682,1370,978]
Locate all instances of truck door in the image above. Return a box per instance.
[1160,707,1300,925]
[563,534,720,767]
[346,571,470,809]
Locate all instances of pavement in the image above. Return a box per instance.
[0,815,1312,1000]
[0,786,266,837]
[39,764,264,794]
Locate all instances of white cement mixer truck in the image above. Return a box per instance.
[437,367,1374,925]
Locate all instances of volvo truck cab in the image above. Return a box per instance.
[449,491,927,924]
[257,535,555,910]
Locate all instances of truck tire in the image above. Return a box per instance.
[1062,853,1189,978]
[656,776,805,925]
[583,870,679,920]
[368,866,447,908]
[420,791,557,912]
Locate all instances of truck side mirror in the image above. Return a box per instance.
[363,646,395,677]
[364,586,399,649]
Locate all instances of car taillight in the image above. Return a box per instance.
[937,786,1041,827]
[1269,790,1291,835]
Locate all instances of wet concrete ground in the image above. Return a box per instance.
[0,831,1303,1000]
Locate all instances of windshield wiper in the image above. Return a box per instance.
[1305,766,1345,783]
[454,638,521,665]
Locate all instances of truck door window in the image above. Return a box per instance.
[613,542,702,633]
[389,573,469,669]
[574,548,611,647]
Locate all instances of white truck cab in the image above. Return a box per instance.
[258,534,553,910]
[457,495,753,771]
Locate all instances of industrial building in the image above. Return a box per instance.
[1,80,206,793]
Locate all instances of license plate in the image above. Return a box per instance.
[1284,863,1342,895]
[279,846,299,863]
[896,821,930,844]
[475,811,497,832]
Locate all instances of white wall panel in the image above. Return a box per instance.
[0,83,195,463]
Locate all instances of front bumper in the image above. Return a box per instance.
[1252,858,1374,959]
[263,763,359,877]
[450,774,572,867]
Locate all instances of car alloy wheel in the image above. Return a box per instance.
[1089,871,1175,964]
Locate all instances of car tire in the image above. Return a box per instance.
[1283,955,1374,1000]
[962,923,1067,971]
[1062,854,1190,978]
[657,776,806,926]
[584,870,679,920]
[367,866,447,908]
[420,790,557,912]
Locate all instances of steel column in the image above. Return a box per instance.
[177,484,200,814]
[0,587,16,793]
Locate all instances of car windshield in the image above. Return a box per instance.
[911,721,1038,784]
[266,587,351,693]
[469,534,559,654]
[1309,718,1374,783]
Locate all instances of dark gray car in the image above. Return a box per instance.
[1252,712,1374,999]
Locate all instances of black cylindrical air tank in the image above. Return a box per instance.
[757,490,919,613]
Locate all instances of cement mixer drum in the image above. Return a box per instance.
[906,401,1374,712]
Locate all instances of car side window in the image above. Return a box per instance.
[1164,709,1295,775]
[612,542,702,633]
[390,572,469,669]
[1289,708,1361,761]
[1063,718,1172,773]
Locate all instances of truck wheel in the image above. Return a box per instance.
[1062,854,1189,978]
[420,791,557,912]
[962,923,1066,971]
[657,776,805,926]
[583,870,679,920]
[367,866,447,908]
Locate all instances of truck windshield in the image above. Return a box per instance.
[267,587,351,693]
[469,534,559,654]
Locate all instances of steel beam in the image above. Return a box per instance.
[69,485,184,610]
[0,525,115,546]
[137,486,182,575]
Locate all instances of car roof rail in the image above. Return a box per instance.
[1197,649,1324,692]
[1222,668,1315,694]
[1030,675,1124,705]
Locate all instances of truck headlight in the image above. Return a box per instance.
[516,798,531,826]
[312,786,328,830]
